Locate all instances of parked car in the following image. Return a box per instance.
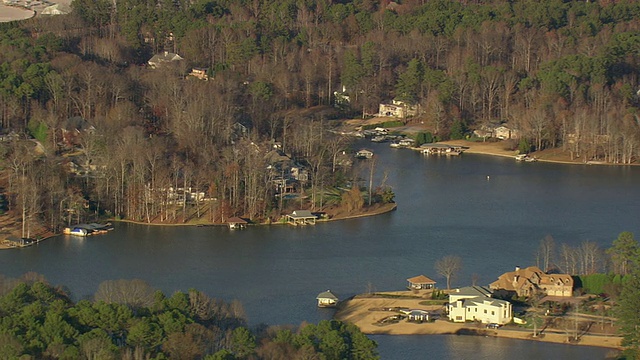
[486,323,500,329]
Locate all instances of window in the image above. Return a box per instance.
[456,316,462,321]
[484,309,487,314]
[491,311,495,315]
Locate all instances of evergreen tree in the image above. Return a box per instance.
[616,260,640,359]
[395,58,424,103]
[449,119,466,140]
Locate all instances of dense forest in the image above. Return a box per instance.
[0,0,639,233]
[0,274,379,359]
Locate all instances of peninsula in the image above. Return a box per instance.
[335,291,622,350]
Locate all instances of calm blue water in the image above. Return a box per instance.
[2,141,636,359]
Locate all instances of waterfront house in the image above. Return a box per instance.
[489,266,574,298]
[447,286,512,325]
[407,275,436,290]
[316,290,339,307]
[286,210,317,225]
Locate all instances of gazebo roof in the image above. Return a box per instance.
[316,290,338,301]
[227,217,248,224]
[407,275,436,284]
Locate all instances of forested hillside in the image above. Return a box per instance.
[0,0,639,234]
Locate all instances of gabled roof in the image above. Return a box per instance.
[148,52,183,65]
[407,275,436,284]
[452,286,493,298]
[490,266,573,293]
[227,217,248,224]
[290,210,315,218]
[316,290,338,301]
[463,296,510,308]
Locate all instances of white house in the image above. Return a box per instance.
[378,100,418,118]
[447,286,512,325]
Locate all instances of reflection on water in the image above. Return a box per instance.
[1,143,636,359]
[373,334,614,360]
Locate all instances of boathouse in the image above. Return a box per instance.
[227,217,248,229]
[286,210,317,225]
[419,143,464,155]
[316,290,339,307]
[407,275,436,290]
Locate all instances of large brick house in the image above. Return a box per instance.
[489,266,574,298]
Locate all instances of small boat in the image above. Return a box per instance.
[68,228,88,237]
[516,154,537,162]
[389,142,401,148]
[355,149,374,159]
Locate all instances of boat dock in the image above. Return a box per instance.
[63,223,114,237]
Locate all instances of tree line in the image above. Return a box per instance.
[533,232,638,280]
[1,0,639,232]
[0,273,379,359]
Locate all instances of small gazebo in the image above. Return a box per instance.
[404,309,430,322]
[407,275,436,290]
[316,290,339,308]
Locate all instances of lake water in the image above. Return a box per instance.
[2,141,637,359]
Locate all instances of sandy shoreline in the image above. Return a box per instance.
[335,294,622,350]
[0,5,35,22]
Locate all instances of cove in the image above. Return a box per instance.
[2,141,637,359]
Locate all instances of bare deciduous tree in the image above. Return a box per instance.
[94,279,156,308]
[435,255,462,290]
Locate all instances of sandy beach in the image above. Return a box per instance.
[335,293,622,350]
[0,5,35,22]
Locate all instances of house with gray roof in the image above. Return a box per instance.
[148,51,183,68]
[447,286,512,325]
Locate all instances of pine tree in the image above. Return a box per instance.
[616,258,640,359]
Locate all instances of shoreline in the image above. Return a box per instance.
[111,202,397,227]
[334,294,622,350]
[0,203,398,249]
[436,139,639,166]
